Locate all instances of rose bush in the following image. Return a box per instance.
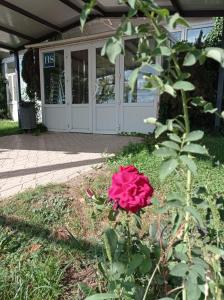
[108,165,154,213]
[82,1,224,299]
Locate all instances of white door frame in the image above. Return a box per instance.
[92,40,120,134]
[67,43,93,133]
[39,46,68,131]
[119,37,160,133]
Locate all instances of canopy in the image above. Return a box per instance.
[0,0,223,57]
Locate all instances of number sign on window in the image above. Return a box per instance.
[43,52,55,68]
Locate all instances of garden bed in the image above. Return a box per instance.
[0,135,223,299]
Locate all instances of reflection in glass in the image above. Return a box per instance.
[71,50,88,104]
[44,50,65,104]
[171,31,182,42]
[124,39,156,103]
[187,26,212,44]
[96,48,115,104]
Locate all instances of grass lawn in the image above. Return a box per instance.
[0,134,223,299]
[0,119,19,136]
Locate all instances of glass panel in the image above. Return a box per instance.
[71,50,88,104]
[7,62,15,74]
[43,50,65,104]
[171,31,182,42]
[124,39,156,104]
[96,48,115,104]
[187,26,213,44]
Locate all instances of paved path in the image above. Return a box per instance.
[0,133,140,199]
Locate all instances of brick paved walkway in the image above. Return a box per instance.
[0,132,140,199]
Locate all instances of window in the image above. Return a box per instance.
[43,50,65,104]
[71,50,88,104]
[96,48,115,104]
[187,26,213,44]
[170,31,182,42]
[124,39,156,104]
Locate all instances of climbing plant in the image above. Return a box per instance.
[81,1,224,300]
[0,70,7,118]
[21,48,40,100]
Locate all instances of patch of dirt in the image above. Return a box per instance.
[60,264,99,300]
[63,166,113,239]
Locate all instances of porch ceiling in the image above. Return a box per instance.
[0,0,223,57]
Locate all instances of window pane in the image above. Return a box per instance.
[71,50,88,104]
[124,39,156,104]
[187,26,212,43]
[43,50,65,104]
[96,48,115,104]
[171,31,182,42]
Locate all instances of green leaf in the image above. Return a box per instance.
[164,84,176,97]
[159,158,178,181]
[205,47,224,66]
[185,130,204,142]
[155,124,168,138]
[186,281,201,300]
[173,81,195,91]
[127,0,136,9]
[139,258,152,274]
[160,46,172,56]
[167,192,185,202]
[185,206,204,228]
[103,228,118,262]
[180,155,197,175]
[85,293,118,300]
[80,0,96,30]
[150,63,164,73]
[129,68,140,93]
[158,298,174,300]
[154,147,177,158]
[203,102,218,113]
[168,13,189,29]
[206,245,224,256]
[102,37,123,64]
[144,117,157,125]
[161,141,180,151]
[123,21,135,35]
[183,52,197,66]
[168,133,181,143]
[127,254,144,274]
[110,262,126,276]
[182,144,208,155]
[170,263,189,277]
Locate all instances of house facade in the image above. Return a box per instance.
[1,17,213,132]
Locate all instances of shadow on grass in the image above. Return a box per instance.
[0,214,102,258]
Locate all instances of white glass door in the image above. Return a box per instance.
[92,44,119,134]
[69,45,92,132]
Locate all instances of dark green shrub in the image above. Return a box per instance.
[159,43,221,131]
[0,73,7,118]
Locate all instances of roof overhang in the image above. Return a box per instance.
[0,0,223,58]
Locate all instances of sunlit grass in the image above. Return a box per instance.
[0,119,19,136]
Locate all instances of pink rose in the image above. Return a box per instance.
[108,165,154,213]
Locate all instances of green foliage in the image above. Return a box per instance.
[0,72,7,118]
[205,17,224,47]
[21,49,40,100]
[0,119,19,136]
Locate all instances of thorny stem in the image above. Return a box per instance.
[172,57,193,300]
[181,88,192,300]
[126,213,131,263]
[143,259,161,300]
